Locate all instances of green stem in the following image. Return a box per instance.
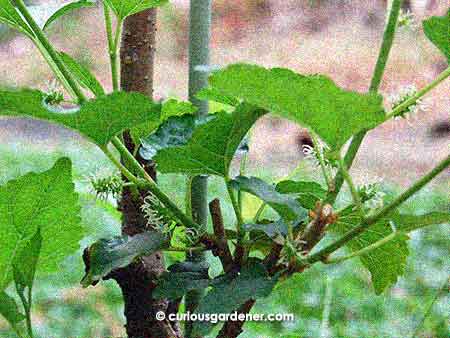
[17,291,33,338]
[13,0,86,103]
[253,202,267,223]
[325,230,398,264]
[364,154,450,224]
[385,67,450,120]
[337,156,363,212]
[369,0,403,92]
[237,152,248,210]
[325,0,402,204]
[102,145,137,183]
[226,179,245,234]
[103,3,121,91]
[164,246,206,253]
[109,137,200,230]
[304,154,450,265]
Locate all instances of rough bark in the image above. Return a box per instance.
[111,9,182,338]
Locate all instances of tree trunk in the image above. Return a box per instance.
[112,9,182,338]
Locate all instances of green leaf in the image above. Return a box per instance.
[423,9,450,63]
[81,232,168,287]
[154,261,210,300]
[207,64,384,150]
[58,51,105,97]
[231,176,308,222]
[0,0,35,37]
[105,0,168,20]
[243,219,290,239]
[196,87,240,107]
[43,0,96,31]
[192,260,277,336]
[0,158,83,291]
[154,103,265,176]
[276,180,327,210]
[0,291,25,326]
[12,227,42,292]
[330,212,409,294]
[130,98,197,147]
[160,99,197,120]
[0,89,161,147]
[140,114,214,160]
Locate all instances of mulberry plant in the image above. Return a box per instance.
[0,1,449,337]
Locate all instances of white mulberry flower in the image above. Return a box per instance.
[141,194,165,229]
[398,10,418,30]
[86,168,123,200]
[387,84,429,121]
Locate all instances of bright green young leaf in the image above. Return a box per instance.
[81,232,168,287]
[130,98,197,146]
[12,227,42,292]
[276,180,327,210]
[140,114,214,160]
[330,212,409,294]
[0,158,83,291]
[160,99,197,120]
[231,176,308,222]
[196,87,240,107]
[105,0,168,20]
[58,51,105,97]
[0,0,35,37]
[0,89,161,147]
[423,9,450,63]
[153,103,265,176]
[154,261,210,300]
[42,0,96,31]
[192,260,277,336]
[0,291,25,326]
[207,64,384,150]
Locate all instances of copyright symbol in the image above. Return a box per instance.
[156,311,165,321]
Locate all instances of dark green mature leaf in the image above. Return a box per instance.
[81,232,168,287]
[154,103,265,176]
[140,114,214,160]
[231,176,308,222]
[0,89,161,146]
[154,261,210,300]
[0,158,83,291]
[0,291,25,326]
[243,219,290,239]
[192,261,277,336]
[43,0,96,31]
[196,87,240,107]
[105,0,168,20]
[59,51,105,97]
[130,98,197,146]
[423,9,450,62]
[12,227,42,292]
[0,0,35,37]
[330,212,408,294]
[207,64,384,150]
[276,180,327,210]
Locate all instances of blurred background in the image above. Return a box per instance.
[0,0,449,337]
